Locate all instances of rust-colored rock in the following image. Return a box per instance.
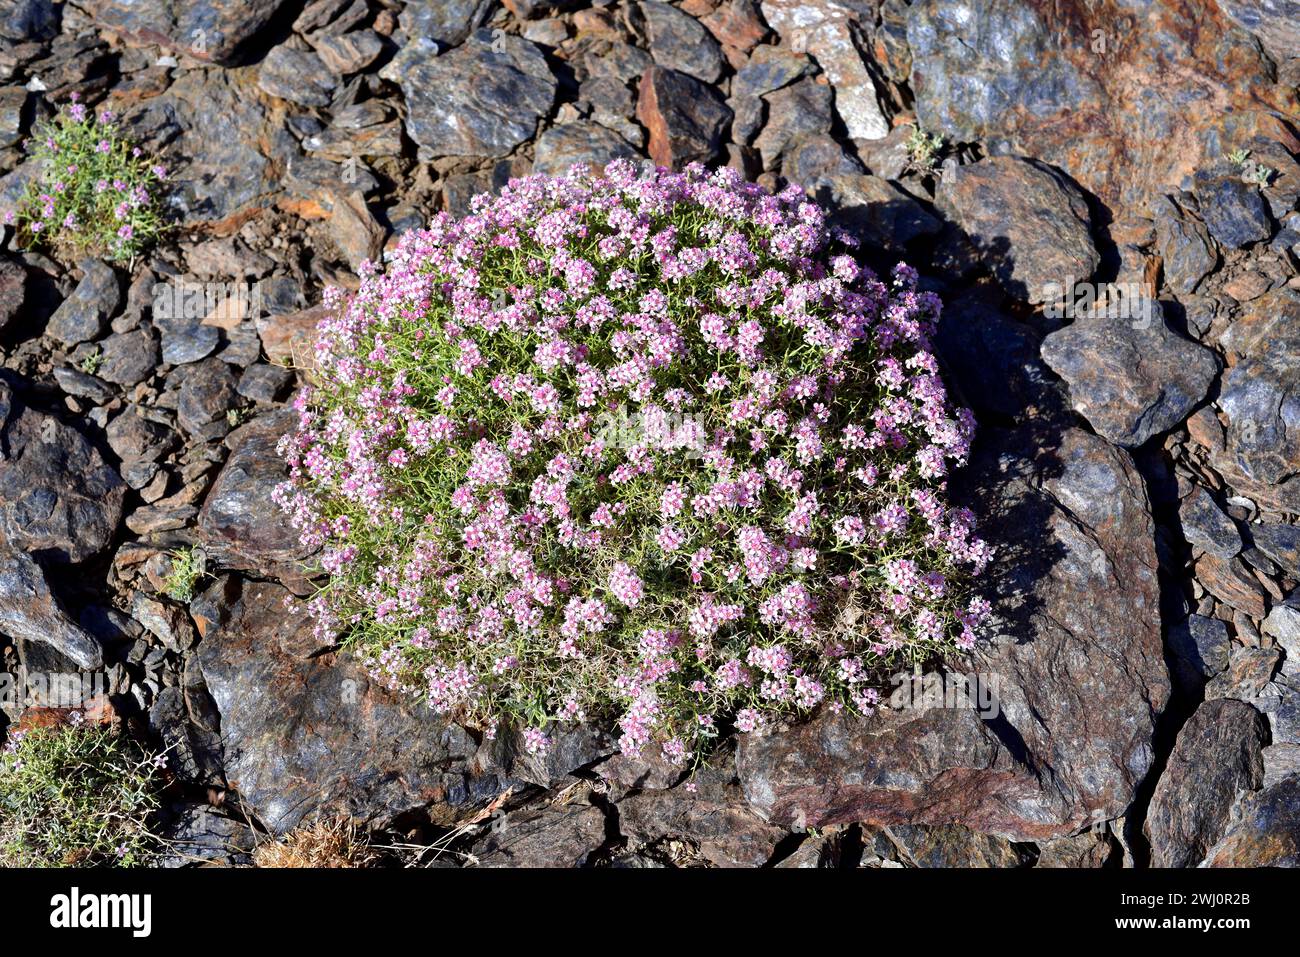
[637,65,733,169]
[906,0,1299,210]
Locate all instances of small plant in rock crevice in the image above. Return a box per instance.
[904,127,946,177]
[1227,148,1274,188]
[275,161,989,765]
[162,546,206,602]
[4,94,166,265]
[79,347,103,375]
[0,719,165,867]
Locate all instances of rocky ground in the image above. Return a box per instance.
[1,0,1299,868]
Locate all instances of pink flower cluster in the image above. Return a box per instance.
[276,161,988,760]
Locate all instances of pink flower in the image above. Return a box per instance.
[609,562,643,607]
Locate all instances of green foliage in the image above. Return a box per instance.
[905,127,946,175]
[163,546,206,603]
[6,96,166,264]
[79,347,104,375]
[1228,148,1274,187]
[0,722,162,867]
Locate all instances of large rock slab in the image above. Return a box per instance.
[1218,0,1300,65]
[85,0,296,65]
[195,576,610,833]
[121,69,283,233]
[1144,699,1267,867]
[936,156,1100,306]
[384,30,556,161]
[195,578,502,833]
[740,426,1169,841]
[905,0,1298,208]
[1040,302,1220,448]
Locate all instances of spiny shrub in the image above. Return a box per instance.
[4,94,166,263]
[275,162,990,762]
[0,719,164,867]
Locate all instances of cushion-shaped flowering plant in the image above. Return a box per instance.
[275,161,990,764]
[5,94,166,264]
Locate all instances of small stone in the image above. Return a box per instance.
[1040,302,1219,448]
[84,0,296,65]
[1180,487,1242,559]
[701,0,767,52]
[0,388,126,564]
[328,190,386,271]
[0,257,26,331]
[1263,742,1300,788]
[47,260,119,345]
[782,134,865,185]
[521,17,568,46]
[761,0,889,139]
[637,65,732,169]
[0,86,25,149]
[131,591,194,652]
[176,357,237,435]
[1250,522,1300,578]
[1263,593,1300,667]
[256,303,327,371]
[1168,614,1232,688]
[1195,172,1273,249]
[395,0,495,48]
[752,77,834,172]
[384,30,556,161]
[52,367,113,405]
[309,29,384,75]
[198,411,307,574]
[106,409,176,464]
[236,363,293,404]
[1206,646,1282,701]
[641,0,724,83]
[1152,195,1218,296]
[257,46,338,108]
[532,121,638,177]
[96,327,159,387]
[158,318,220,365]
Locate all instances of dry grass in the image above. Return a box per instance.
[253,818,375,869]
